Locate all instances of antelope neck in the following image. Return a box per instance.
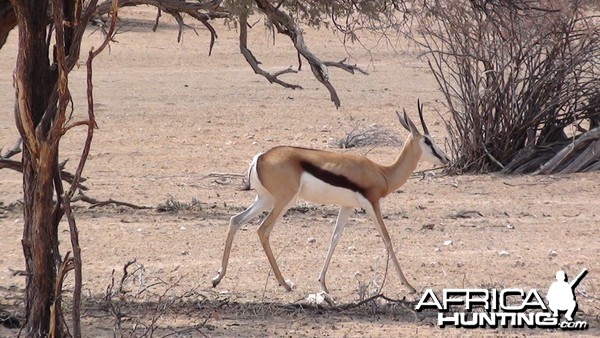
[381,136,421,195]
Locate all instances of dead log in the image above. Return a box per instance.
[535,127,600,174]
[501,145,562,174]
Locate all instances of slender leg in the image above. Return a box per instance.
[318,206,352,294]
[362,199,416,293]
[256,197,295,291]
[212,195,273,287]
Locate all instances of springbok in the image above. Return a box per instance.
[212,101,450,294]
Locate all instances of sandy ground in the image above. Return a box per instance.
[1,8,599,337]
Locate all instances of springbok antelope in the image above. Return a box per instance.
[212,102,450,294]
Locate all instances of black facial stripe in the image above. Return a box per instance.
[300,161,367,197]
[424,137,446,162]
[431,148,445,161]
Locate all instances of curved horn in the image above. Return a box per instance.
[417,99,430,135]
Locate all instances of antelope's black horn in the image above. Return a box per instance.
[417,99,430,135]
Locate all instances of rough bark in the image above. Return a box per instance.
[0,0,15,49]
[10,1,59,335]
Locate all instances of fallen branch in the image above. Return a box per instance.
[72,190,152,209]
[535,127,600,174]
[203,172,245,179]
[287,293,410,311]
[445,210,483,219]
[334,293,407,310]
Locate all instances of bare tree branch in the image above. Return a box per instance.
[71,190,152,209]
[0,158,20,171]
[253,0,367,108]
[0,158,89,190]
[239,9,301,90]
[324,58,368,75]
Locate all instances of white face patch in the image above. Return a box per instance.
[419,136,450,166]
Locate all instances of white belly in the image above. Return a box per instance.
[298,172,362,208]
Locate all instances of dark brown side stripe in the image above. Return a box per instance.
[300,161,367,197]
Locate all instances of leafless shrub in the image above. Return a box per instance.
[101,259,208,337]
[156,195,202,213]
[411,0,600,173]
[333,125,403,149]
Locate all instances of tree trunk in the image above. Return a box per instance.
[11,0,63,336]
[0,0,15,49]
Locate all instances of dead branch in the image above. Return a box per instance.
[0,158,90,190]
[96,0,228,55]
[535,127,600,174]
[239,10,301,90]
[91,0,368,107]
[253,0,368,108]
[286,292,410,311]
[324,58,369,75]
[203,172,245,178]
[50,252,74,338]
[0,158,20,171]
[71,190,152,209]
[445,210,484,219]
[334,293,408,311]
[104,260,139,335]
[0,138,21,158]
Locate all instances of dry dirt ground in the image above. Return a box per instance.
[1,8,599,337]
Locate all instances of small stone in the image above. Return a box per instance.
[548,250,558,257]
[180,226,186,230]
[434,247,441,252]
[307,237,316,244]
[285,279,296,290]
[443,240,453,246]
[499,250,510,257]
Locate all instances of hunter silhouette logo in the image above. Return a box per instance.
[546,269,587,322]
[415,268,589,330]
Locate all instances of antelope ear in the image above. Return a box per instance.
[404,111,420,137]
